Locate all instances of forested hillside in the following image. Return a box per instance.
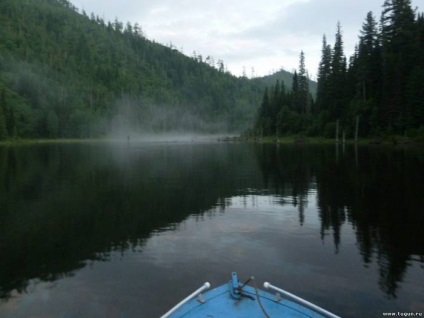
[0,0,272,139]
[252,0,424,140]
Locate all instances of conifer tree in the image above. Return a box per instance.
[255,0,424,139]
[46,110,59,138]
[298,51,310,114]
[358,11,380,101]
[329,22,347,121]
[381,0,416,132]
[4,95,17,139]
[0,89,8,140]
[316,35,332,114]
[255,88,271,136]
[291,71,299,112]
[405,12,424,131]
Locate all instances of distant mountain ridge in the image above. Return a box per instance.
[258,69,317,96]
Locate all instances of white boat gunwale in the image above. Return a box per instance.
[161,272,341,318]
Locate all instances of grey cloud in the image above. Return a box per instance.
[71,0,422,76]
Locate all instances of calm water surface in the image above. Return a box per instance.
[0,141,423,317]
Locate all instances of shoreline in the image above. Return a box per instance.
[1,135,423,146]
[0,138,109,146]
[221,135,424,146]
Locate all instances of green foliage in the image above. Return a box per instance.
[297,51,310,114]
[316,35,332,114]
[252,0,424,139]
[0,90,7,140]
[46,110,59,138]
[0,0,270,139]
[254,55,314,137]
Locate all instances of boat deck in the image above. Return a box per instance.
[169,283,328,318]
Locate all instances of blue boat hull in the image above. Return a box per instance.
[167,278,334,317]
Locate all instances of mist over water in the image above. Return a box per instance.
[0,55,241,139]
[109,132,223,144]
[107,97,235,141]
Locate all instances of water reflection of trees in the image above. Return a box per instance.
[253,144,314,226]
[254,144,424,297]
[0,143,259,300]
[1,143,423,300]
[347,147,424,297]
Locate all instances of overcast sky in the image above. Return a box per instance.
[71,0,421,79]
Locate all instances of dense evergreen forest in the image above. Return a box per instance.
[252,0,424,140]
[0,0,285,139]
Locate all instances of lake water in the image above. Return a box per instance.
[0,141,423,317]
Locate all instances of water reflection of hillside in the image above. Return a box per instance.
[254,144,424,297]
[0,143,263,300]
[0,143,423,301]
